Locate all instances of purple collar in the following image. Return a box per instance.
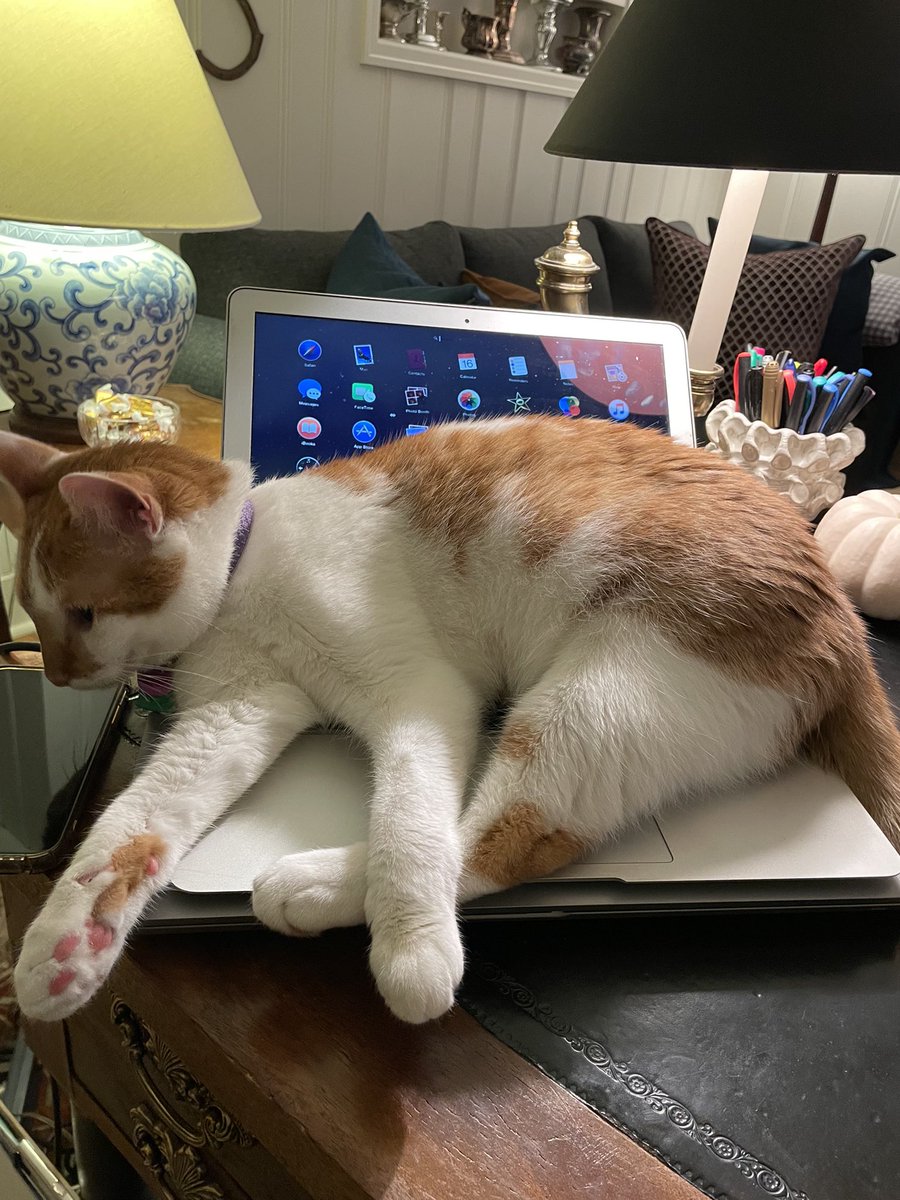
[228,498,255,580]
[137,499,254,711]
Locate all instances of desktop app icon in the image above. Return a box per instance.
[407,348,427,370]
[295,457,320,472]
[297,416,322,439]
[297,378,322,400]
[406,424,428,436]
[558,359,577,381]
[405,386,428,406]
[457,351,477,372]
[457,389,481,412]
[352,419,377,443]
[353,344,374,366]
[605,363,628,383]
[352,382,376,403]
[558,395,581,417]
[506,392,531,414]
[608,399,630,421]
[298,339,322,362]
[508,355,527,376]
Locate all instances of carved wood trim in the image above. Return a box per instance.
[131,1103,226,1200]
[112,998,254,1151]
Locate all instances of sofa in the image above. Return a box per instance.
[171,215,900,492]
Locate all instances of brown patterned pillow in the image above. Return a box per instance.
[460,269,541,310]
[646,218,864,384]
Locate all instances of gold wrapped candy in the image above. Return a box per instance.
[77,386,180,447]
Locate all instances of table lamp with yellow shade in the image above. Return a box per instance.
[0,0,260,442]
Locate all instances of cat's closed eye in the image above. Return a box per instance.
[68,607,94,630]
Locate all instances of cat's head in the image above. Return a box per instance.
[0,432,240,689]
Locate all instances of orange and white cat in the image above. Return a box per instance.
[1,417,899,1025]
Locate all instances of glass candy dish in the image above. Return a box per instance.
[77,385,180,448]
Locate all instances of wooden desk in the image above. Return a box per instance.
[2,389,700,1200]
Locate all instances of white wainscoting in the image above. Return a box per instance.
[175,0,730,236]
[175,1,899,274]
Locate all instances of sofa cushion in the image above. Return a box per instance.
[864,273,900,348]
[588,215,696,319]
[647,217,864,382]
[326,213,488,305]
[457,221,613,315]
[180,219,468,319]
[168,313,225,398]
[709,217,894,369]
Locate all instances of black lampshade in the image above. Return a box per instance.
[545,0,900,173]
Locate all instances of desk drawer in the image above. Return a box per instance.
[68,990,311,1200]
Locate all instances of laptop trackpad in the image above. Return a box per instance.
[173,732,673,895]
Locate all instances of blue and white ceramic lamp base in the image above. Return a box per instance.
[0,221,196,442]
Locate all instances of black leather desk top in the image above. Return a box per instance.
[459,620,900,1200]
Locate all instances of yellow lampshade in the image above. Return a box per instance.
[1,0,260,231]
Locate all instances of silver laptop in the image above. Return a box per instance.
[149,288,900,927]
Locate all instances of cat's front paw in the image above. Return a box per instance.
[369,917,464,1024]
[15,833,164,1021]
[252,844,367,936]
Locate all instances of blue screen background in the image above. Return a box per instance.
[250,311,671,479]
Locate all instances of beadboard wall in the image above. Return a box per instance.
[175,0,899,272]
[174,0,732,236]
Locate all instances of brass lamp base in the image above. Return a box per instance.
[535,220,600,315]
[690,364,724,446]
[689,364,724,417]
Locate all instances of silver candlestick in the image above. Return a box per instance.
[528,0,573,70]
[403,0,441,47]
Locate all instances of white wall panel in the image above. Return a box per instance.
[383,72,453,228]
[469,87,522,227]
[508,93,568,227]
[439,83,485,225]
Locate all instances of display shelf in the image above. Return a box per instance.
[362,0,627,99]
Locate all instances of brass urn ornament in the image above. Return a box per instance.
[534,220,601,314]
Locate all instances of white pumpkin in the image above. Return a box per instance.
[815,490,900,619]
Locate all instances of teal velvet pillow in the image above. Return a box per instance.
[327,212,490,306]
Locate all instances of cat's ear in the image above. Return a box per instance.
[58,472,164,539]
[0,432,64,537]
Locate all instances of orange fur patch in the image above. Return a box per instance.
[14,443,227,677]
[19,441,226,615]
[497,721,541,761]
[91,833,166,919]
[467,802,583,887]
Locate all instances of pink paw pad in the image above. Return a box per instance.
[49,969,75,997]
[86,920,114,952]
[52,933,80,963]
[75,866,105,885]
[145,856,159,877]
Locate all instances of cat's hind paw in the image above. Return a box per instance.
[252,844,367,936]
[14,833,164,1021]
[369,917,464,1025]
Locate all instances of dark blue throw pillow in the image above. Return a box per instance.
[327,212,490,306]
[708,217,894,369]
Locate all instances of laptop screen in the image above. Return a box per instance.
[249,310,675,478]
